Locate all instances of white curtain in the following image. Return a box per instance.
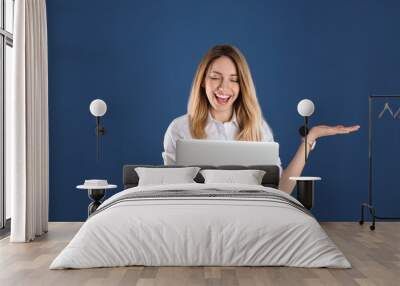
[7,0,49,242]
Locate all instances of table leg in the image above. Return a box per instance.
[87,189,105,216]
[296,180,315,210]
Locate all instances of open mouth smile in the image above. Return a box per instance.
[214,93,232,105]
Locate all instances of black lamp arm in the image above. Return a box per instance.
[96,116,106,136]
[298,116,309,162]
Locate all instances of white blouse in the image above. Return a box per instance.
[162,112,283,175]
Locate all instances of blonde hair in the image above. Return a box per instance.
[187,44,264,141]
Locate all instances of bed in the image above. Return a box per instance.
[50,165,351,269]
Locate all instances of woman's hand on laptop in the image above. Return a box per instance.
[308,124,360,141]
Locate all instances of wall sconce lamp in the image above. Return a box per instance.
[89,99,107,160]
[297,99,315,162]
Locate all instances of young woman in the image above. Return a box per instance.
[162,45,359,194]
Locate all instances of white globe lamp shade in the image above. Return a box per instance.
[297,99,315,117]
[90,99,107,117]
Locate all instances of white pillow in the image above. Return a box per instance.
[135,167,201,186]
[200,169,266,185]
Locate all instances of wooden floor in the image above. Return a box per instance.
[0,222,399,286]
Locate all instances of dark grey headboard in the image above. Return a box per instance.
[123,165,280,189]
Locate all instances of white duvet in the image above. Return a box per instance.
[50,183,351,269]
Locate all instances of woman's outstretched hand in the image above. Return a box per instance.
[308,124,360,141]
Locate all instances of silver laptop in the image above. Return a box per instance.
[176,139,279,166]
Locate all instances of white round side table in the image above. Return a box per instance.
[289,176,321,210]
[77,181,117,216]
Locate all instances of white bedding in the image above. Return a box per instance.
[50,183,351,269]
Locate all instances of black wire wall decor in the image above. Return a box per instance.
[360,95,400,230]
[377,102,400,119]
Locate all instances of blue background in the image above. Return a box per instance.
[46,0,400,221]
